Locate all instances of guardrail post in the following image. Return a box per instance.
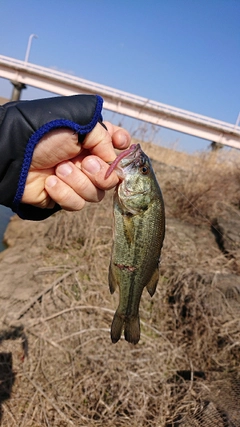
[10,80,26,101]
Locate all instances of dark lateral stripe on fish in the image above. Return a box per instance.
[120,218,148,320]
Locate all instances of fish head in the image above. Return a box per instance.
[115,144,157,214]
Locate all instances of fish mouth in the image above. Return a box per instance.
[105,144,141,179]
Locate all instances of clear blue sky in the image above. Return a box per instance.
[0,0,239,153]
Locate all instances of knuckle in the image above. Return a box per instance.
[60,191,85,211]
[48,182,85,211]
[75,174,90,194]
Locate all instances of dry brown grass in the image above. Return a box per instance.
[162,149,240,222]
[0,143,240,426]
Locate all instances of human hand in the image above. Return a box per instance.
[21,121,131,211]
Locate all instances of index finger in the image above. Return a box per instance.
[82,122,131,163]
[103,121,131,149]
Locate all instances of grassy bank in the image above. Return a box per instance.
[0,142,240,426]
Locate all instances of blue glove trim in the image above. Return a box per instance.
[13,95,103,216]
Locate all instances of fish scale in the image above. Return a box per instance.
[107,144,165,344]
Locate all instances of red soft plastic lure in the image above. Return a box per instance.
[105,144,138,179]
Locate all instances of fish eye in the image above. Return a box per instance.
[140,166,149,175]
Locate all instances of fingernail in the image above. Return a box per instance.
[46,176,58,188]
[118,133,128,148]
[57,163,73,176]
[83,157,101,174]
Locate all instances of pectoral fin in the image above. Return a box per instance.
[146,268,159,297]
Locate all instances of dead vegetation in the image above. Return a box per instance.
[0,142,240,426]
[163,148,240,223]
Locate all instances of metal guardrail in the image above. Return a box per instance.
[0,54,240,148]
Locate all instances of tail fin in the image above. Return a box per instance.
[111,312,124,344]
[124,315,140,345]
[111,312,141,345]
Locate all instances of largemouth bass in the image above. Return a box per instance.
[106,144,165,344]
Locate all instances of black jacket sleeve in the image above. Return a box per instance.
[0,94,103,220]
